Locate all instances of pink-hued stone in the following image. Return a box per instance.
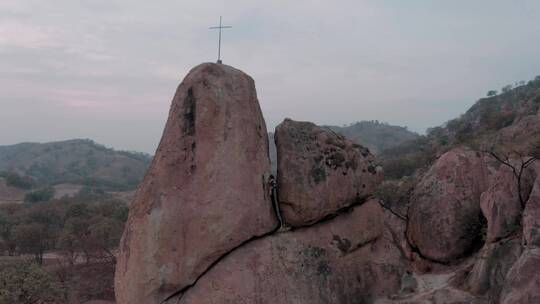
[275,119,383,227]
[480,166,527,243]
[500,248,540,304]
[524,172,540,247]
[114,63,278,304]
[407,148,490,263]
[174,200,405,304]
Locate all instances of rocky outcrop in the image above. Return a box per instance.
[275,119,382,227]
[500,247,540,304]
[480,166,525,243]
[524,175,540,246]
[172,199,405,304]
[114,63,278,304]
[465,236,523,299]
[115,62,540,304]
[407,148,490,263]
[497,175,540,303]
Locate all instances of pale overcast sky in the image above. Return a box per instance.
[1,1,540,153]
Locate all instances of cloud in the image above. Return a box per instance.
[1,0,540,153]
[0,21,60,49]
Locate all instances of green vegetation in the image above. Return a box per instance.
[0,189,128,302]
[0,139,152,191]
[379,74,540,180]
[486,90,497,97]
[0,191,127,263]
[327,120,420,154]
[379,137,435,180]
[0,257,64,304]
[0,171,35,189]
[24,187,55,203]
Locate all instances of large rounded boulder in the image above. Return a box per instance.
[407,148,490,263]
[275,119,383,227]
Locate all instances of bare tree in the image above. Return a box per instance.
[485,142,539,207]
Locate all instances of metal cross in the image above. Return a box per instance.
[209,16,232,64]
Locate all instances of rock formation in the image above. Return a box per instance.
[480,166,525,243]
[406,148,490,263]
[114,63,278,304]
[174,200,405,304]
[116,63,540,304]
[465,237,523,299]
[275,119,383,227]
[524,172,540,246]
[500,247,540,304]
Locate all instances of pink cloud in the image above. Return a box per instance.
[0,21,61,49]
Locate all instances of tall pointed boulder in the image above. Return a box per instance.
[115,63,278,304]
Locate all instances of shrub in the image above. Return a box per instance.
[0,257,64,303]
[501,84,513,93]
[24,187,55,203]
[0,171,34,190]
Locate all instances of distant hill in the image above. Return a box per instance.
[0,139,152,191]
[325,121,420,154]
[426,78,540,150]
[380,75,540,180]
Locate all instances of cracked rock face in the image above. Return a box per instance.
[465,236,523,299]
[407,148,491,263]
[275,119,383,227]
[524,169,540,247]
[114,63,278,304]
[500,247,540,304]
[172,199,404,304]
[480,164,536,243]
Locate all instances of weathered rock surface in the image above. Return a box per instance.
[480,166,524,243]
[275,119,383,227]
[500,248,540,304]
[174,199,405,304]
[114,63,278,304]
[407,148,490,263]
[465,236,522,300]
[524,175,540,247]
[376,271,487,304]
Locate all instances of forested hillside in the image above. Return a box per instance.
[0,139,151,191]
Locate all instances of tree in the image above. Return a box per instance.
[1,171,34,189]
[0,257,64,304]
[485,143,539,207]
[59,217,91,264]
[24,187,55,203]
[13,223,48,264]
[65,202,90,219]
[486,90,497,97]
[21,203,62,251]
[501,84,513,93]
[0,206,20,256]
[57,224,83,266]
[87,217,124,262]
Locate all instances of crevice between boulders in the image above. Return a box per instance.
[160,226,281,303]
[161,196,376,303]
